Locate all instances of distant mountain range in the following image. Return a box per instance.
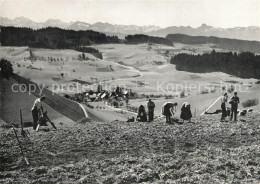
[1,16,260,41]
[150,24,260,42]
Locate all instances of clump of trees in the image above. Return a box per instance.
[0,59,13,80]
[75,46,102,59]
[170,50,260,78]
[125,34,173,46]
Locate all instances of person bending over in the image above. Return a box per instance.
[31,96,46,130]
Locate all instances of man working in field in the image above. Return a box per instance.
[147,99,155,121]
[220,93,228,122]
[229,92,240,122]
[31,96,46,130]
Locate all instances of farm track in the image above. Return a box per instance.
[1,113,260,183]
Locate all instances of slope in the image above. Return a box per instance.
[1,112,260,183]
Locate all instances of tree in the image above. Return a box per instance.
[29,50,34,59]
[0,59,13,80]
[165,50,170,56]
[82,53,86,60]
[0,59,13,95]
[78,54,82,60]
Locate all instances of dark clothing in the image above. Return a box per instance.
[166,115,171,124]
[230,96,239,121]
[137,105,147,122]
[163,103,173,116]
[180,105,192,121]
[32,107,38,130]
[230,105,238,121]
[162,103,174,124]
[230,96,240,106]
[221,103,227,119]
[226,108,231,116]
[147,101,155,121]
[148,109,154,121]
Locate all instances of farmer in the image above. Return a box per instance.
[31,96,46,130]
[180,102,192,123]
[137,105,147,122]
[147,99,155,121]
[162,102,177,124]
[220,93,228,121]
[229,92,240,121]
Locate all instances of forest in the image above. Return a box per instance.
[170,50,260,78]
[166,34,260,54]
[0,26,120,49]
[125,34,173,46]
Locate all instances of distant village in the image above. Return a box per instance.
[64,85,136,108]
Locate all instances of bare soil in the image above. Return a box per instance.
[1,113,260,183]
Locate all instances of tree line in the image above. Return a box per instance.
[0,26,120,49]
[166,34,260,54]
[125,34,173,46]
[0,27,174,58]
[170,50,260,78]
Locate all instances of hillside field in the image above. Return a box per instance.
[1,113,260,183]
[1,42,260,184]
[1,43,260,121]
[90,44,260,116]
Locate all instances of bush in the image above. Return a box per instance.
[165,94,173,99]
[200,89,209,94]
[210,88,216,93]
[0,59,13,80]
[242,99,259,108]
[180,91,185,98]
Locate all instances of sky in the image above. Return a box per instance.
[0,0,260,28]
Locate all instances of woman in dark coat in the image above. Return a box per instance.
[180,102,192,122]
[137,105,147,122]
